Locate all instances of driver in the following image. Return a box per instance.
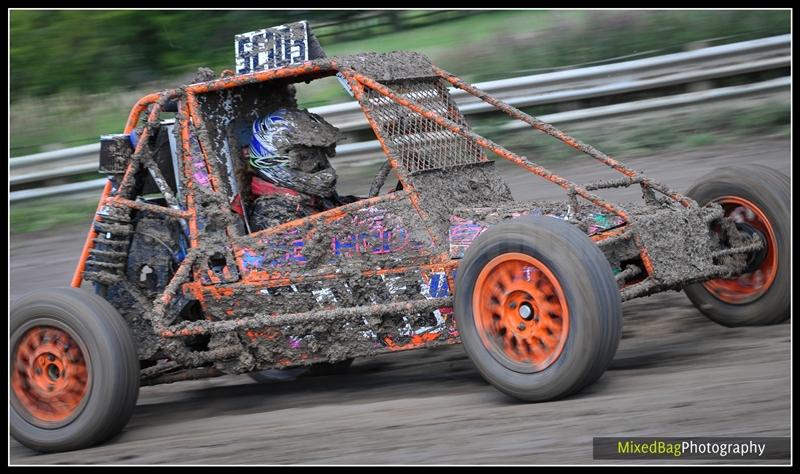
[244,107,359,231]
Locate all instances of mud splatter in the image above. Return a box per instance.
[191,67,218,84]
[335,52,436,82]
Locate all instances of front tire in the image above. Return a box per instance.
[455,216,622,402]
[11,288,140,453]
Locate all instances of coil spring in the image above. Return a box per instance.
[83,211,134,285]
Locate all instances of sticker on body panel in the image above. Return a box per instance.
[241,207,428,274]
[386,270,456,344]
[332,207,425,258]
[239,270,451,357]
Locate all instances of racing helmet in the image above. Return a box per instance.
[248,107,339,198]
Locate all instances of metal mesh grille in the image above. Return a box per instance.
[364,79,485,173]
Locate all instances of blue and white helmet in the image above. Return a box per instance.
[249,107,293,171]
[247,107,340,197]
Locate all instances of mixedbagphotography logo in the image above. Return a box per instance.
[593,437,790,460]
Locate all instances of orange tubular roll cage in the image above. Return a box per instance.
[72,58,693,288]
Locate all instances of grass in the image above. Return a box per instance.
[320,10,559,58]
[487,102,790,162]
[10,197,99,235]
[10,89,146,155]
[681,133,717,148]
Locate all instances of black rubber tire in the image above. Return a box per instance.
[683,164,790,326]
[307,358,354,376]
[10,288,140,453]
[455,216,622,402]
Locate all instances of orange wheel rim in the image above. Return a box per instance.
[11,326,90,424]
[472,253,569,373]
[703,196,778,304]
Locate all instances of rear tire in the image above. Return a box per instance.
[11,288,140,453]
[455,216,622,402]
[683,165,789,326]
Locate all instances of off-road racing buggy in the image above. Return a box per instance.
[11,22,789,452]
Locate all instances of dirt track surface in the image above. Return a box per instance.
[9,137,791,464]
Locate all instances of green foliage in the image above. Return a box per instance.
[9,10,474,98]
[11,10,788,99]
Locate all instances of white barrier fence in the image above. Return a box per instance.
[9,34,791,202]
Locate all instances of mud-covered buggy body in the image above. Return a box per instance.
[11,51,788,452]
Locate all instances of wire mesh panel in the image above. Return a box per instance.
[364,78,486,173]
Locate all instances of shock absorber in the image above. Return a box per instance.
[83,204,134,288]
